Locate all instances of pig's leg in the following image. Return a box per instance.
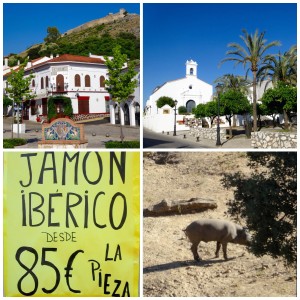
[221,242,228,260]
[215,241,221,258]
[191,241,201,261]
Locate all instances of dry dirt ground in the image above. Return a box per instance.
[143,152,296,297]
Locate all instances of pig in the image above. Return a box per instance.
[183,219,251,261]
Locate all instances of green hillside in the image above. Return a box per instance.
[6,13,140,67]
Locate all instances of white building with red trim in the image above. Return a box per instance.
[3,53,140,126]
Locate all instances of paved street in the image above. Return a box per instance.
[3,117,140,149]
[143,128,252,149]
[3,117,254,149]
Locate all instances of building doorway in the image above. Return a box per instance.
[124,103,130,125]
[78,96,90,114]
[186,100,196,113]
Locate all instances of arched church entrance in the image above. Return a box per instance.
[186,100,196,113]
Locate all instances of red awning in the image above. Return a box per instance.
[78,96,89,101]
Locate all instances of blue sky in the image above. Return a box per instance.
[143,3,297,106]
[3,3,140,56]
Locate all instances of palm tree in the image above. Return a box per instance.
[221,29,281,131]
[257,45,297,88]
[214,74,251,95]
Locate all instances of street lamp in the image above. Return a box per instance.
[173,99,178,136]
[215,83,222,146]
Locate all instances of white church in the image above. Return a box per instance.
[144,59,213,132]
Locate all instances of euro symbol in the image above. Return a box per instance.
[64,250,84,293]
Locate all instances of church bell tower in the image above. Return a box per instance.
[186,60,198,78]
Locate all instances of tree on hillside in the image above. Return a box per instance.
[221,29,281,132]
[44,26,61,43]
[5,60,35,138]
[104,45,138,142]
[222,152,296,266]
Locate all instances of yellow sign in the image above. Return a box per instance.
[4,151,140,297]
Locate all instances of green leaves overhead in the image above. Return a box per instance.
[5,60,34,105]
[104,45,138,104]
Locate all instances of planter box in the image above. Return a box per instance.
[12,124,26,134]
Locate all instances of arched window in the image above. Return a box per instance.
[85,75,91,87]
[100,76,105,88]
[75,74,81,87]
[32,79,35,88]
[45,76,49,88]
[190,68,194,75]
[41,77,44,89]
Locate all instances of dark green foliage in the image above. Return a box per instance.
[44,27,61,43]
[261,82,297,113]
[178,106,187,114]
[222,152,296,266]
[3,94,13,107]
[47,97,57,121]
[62,97,73,118]
[47,96,73,121]
[27,45,42,59]
[261,82,297,129]
[7,55,25,67]
[220,89,251,136]
[193,103,206,118]
[17,31,139,62]
[3,138,27,148]
[105,140,140,148]
[220,89,251,116]
[156,96,175,108]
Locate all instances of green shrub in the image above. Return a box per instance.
[156,96,175,108]
[178,106,187,114]
[3,138,27,148]
[47,96,73,121]
[105,140,140,148]
[3,141,14,148]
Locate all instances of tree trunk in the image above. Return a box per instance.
[252,70,258,132]
[244,113,251,138]
[11,101,14,139]
[119,105,124,142]
[17,103,20,138]
[233,114,236,127]
[283,109,289,130]
[226,116,233,137]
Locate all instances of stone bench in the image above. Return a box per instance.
[38,118,88,148]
